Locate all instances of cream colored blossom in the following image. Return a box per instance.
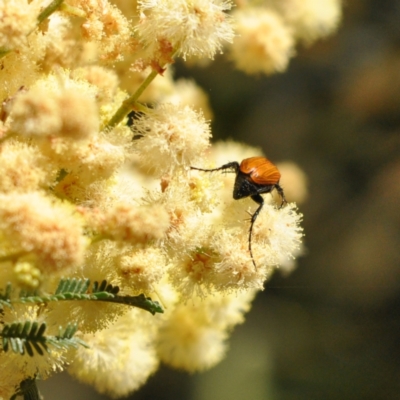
[205,288,256,329]
[0,0,317,389]
[71,66,120,106]
[159,315,227,371]
[277,161,308,204]
[230,8,295,75]
[9,83,98,140]
[43,135,126,185]
[167,202,303,295]
[250,202,303,266]
[0,305,75,386]
[0,192,87,273]
[159,182,220,297]
[133,103,211,175]
[0,34,44,101]
[0,140,56,193]
[118,247,167,293]
[136,0,234,59]
[157,291,254,371]
[44,242,130,334]
[216,196,303,268]
[40,14,80,70]
[209,229,271,291]
[53,173,113,206]
[69,0,137,62]
[85,202,170,244]
[187,170,222,212]
[161,78,214,120]
[112,0,140,20]
[271,0,341,44]
[169,246,218,298]
[211,140,264,165]
[163,191,209,249]
[69,309,159,398]
[45,296,127,334]
[0,0,38,49]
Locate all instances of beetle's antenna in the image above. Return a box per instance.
[190,161,240,174]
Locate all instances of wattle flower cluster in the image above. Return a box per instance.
[0,0,340,397]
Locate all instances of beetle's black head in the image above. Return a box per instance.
[233,171,276,200]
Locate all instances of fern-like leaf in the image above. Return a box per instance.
[1,321,48,355]
[104,293,164,315]
[0,279,164,315]
[0,282,12,308]
[92,279,120,294]
[18,278,114,303]
[0,321,88,356]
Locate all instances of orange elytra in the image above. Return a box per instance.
[191,156,287,269]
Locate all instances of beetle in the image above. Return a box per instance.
[191,156,287,269]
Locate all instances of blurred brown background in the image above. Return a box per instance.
[40,1,400,399]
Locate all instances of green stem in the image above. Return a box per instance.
[37,0,65,25]
[0,132,17,145]
[134,102,153,114]
[59,2,86,18]
[0,48,11,58]
[0,252,28,264]
[90,234,110,244]
[104,47,180,131]
[104,69,158,131]
[7,292,163,314]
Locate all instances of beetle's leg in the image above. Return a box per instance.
[190,161,240,174]
[275,184,287,208]
[249,193,264,270]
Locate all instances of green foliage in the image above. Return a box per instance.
[0,282,12,308]
[0,278,163,315]
[0,278,163,398]
[37,0,65,24]
[0,321,87,356]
